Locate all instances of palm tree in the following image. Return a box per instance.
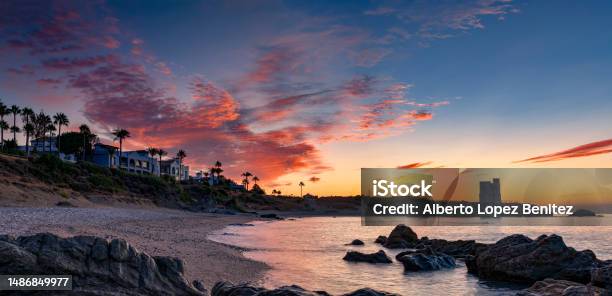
[252,176,259,185]
[211,161,224,182]
[299,181,305,197]
[0,121,8,151]
[107,147,117,168]
[147,147,159,174]
[176,150,187,180]
[241,171,253,190]
[20,108,34,154]
[46,123,56,152]
[112,129,130,168]
[31,111,49,152]
[53,113,69,153]
[242,178,249,190]
[0,102,9,149]
[23,123,34,156]
[79,124,91,161]
[9,105,20,143]
[157,149,167,176]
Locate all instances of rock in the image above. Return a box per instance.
[193,280,207,292]
[383,224,418,249]
[343,288,400,296]
[591,265,612,289]
[0,233,204,295]
[374,236,387,244]
[260,213,285,220]
[343,250,392,264]
[396,248,455,272]
[346,239,365,246]
[109,238,130,261]
[516,278,609,296]
[571,209,597,217]
[228,223,255,226]
[56,201,77,207]
[466,234,603,284]
[414,238,486,258]
[209,208,237,215]
[211,281,399,296]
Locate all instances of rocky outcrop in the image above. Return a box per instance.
[466,234,603,284]
[346,239,365,246]
[382,224,418,249]
[211,281,400,296]
[374,236,387,244]
[516,278,610,296]
[395,248,455,272]
[591,265,612,290]
[0,233,203,295]
[343,250,392,264]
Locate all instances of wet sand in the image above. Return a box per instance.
[0,207,268,288]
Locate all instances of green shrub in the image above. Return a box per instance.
[88,175,119,192]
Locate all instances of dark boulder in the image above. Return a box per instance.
[211,281,399,296]
[466,234,603,284]
[344,288,400,296]
[383,224,418,249]
[193,280,207,293]
[374,236,387,244]
[346,239,365,246]
[0,233,203,295]
[260,213,285,220]
[591,264,612,289]
[396,248,455,272]
[571,209,597,217]
[343,250,392,264]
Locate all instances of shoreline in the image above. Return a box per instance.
[0,206,270,288]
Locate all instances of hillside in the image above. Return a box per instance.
[0,153,360,213]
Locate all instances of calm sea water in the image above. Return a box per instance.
[209,216,612,296]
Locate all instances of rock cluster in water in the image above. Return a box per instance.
[465,234,605,284]
[367,224,612,294]
[0,233,205,296]
[211,281,400,296]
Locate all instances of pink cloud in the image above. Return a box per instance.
[515,139,612,163]
[397,161,433,169]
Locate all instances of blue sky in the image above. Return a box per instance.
[1,0,611,194]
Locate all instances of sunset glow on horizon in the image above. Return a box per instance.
[1,0,611,196]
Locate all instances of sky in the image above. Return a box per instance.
[1,0,611,196]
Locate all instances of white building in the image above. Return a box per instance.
[160,158,189,181]
[92,144,159,175]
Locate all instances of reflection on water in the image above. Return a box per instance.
[210,216,612,296]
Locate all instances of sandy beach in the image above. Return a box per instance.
[0,206,268,288]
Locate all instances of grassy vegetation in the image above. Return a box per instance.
[0,153,360,213]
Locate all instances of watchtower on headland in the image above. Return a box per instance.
[479,178,501,204]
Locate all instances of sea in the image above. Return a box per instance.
[209,216,612,296]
